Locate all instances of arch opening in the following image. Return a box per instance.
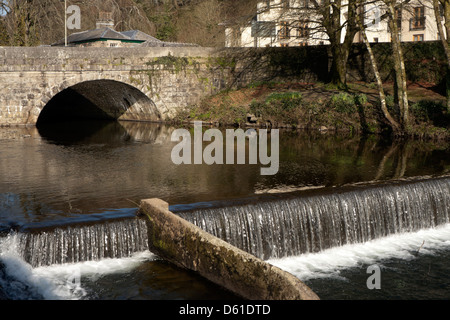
[36,80,161,125]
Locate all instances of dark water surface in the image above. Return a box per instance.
[1,121,449,300]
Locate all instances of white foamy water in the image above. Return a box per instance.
[182,177,450,261]
[268,224,450,281]
[2,224,450,299]
[0,233,155,300]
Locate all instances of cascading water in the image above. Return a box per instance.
[7,218,149,268]
[178,177,450,260]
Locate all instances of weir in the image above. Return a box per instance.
[1,176,448,299]
[11,218,149,268]
[177,176,450,260]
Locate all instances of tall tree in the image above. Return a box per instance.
[433,0,450,111]
[0,19,10,46]
[10,0,40,46]
[385,0,410,129]
[315,0,360,88]
[356,3,401,131]
[231,0,361,87]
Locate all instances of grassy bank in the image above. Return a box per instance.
[172,81,450,140]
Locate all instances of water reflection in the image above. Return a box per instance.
[37,120,163,146]
[0,122,449,227]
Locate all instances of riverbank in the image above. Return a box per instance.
[172,81,450,140]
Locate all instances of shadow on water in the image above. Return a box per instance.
[37,120,166,146]
[37,120,125,146]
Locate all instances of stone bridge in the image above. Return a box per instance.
[0,46,238,126]
[0,46,331,126]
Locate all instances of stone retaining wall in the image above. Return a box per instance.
[139,198,319,300]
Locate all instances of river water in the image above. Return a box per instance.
[0,120,449,300]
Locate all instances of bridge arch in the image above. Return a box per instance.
[36,78,161,125]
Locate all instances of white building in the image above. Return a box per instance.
[224,0,446,47]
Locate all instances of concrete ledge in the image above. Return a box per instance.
[139,198,319,300]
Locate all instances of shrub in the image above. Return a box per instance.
[330,92,357,114]
[265,92,303,111]
[354,94,368,106]
[249,100,265,118]
[411,100,447,127]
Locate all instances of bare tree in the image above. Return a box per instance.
[223,1,362,87]
[175,0,226,46]
[433,0,450,111]
[9,0,42,46]
[314,0,360,88]
[0,0,160,45]
[356,3,401,131]
[384,0,410,129]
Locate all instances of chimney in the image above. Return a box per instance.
[96,12,114,29]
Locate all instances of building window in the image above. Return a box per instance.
[413,34,424,42]
[297,20,309,38]
[230,27,242,47]
[395,7,402,29]
[279,21,290,39]
[388,8,402,33]
[252,21,276,38]
[410,6,425,30]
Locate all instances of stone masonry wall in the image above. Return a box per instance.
[0,47,231,125]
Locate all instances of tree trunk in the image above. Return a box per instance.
[434,0,450,112]
[356,13,400,131]
[330,44,349,88]
[387,1,409,130]
[324,0,359,89]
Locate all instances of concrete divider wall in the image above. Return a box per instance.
[139,198,319,300]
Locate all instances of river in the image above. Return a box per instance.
[0,120,449,300]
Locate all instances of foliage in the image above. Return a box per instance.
[329,92,357,114]
[147,55,190,72]
[265,92,303,111]
[174,80,450,141]
[0,19,10,46]
[148,5,177,41]
[411,100,449,127]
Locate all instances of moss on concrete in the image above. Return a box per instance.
[139,198,319,300]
